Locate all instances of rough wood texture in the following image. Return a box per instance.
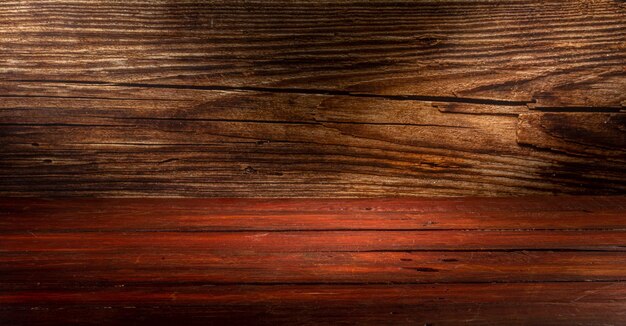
[1,197,625,325]
[1,0,625,197]
[1,0,625,106]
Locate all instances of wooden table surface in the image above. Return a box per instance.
[1,197,625,325]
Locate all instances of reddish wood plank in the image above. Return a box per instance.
[1,197,625,325]
[2,230,625,253]
[2,283,626,325]
[1,197,625,231]
[2,251,624,284]
[4,282,625,305]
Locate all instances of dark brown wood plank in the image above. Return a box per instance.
[1,82,624,196]
[1,0,625,107]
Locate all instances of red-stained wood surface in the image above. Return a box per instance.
[1,197,626,325]
[2,196,625,231]
[2,283,626,325]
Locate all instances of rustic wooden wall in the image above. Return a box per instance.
[1,0,625,197]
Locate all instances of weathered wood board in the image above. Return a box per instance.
[1,0,625,196]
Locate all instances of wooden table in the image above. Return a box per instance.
[2,197,625,325]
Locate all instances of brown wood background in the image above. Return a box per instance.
[1,0,625,197]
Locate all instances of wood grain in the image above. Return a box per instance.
[1,0,625,197]
[1,83,624,197]
[1,197,625,325]
[2,283,626,325]
[2,1,626,323]
[1,0,625,106]
[2,197,625,231]
[517,112,626,157]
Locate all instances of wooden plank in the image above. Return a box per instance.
[4,282,625,305]
[1,197,625,324]
[1,197,625,231]
[2,283,626,325]
[2,198,624,284]
[1,83,625,196]
[2,230,625,253]
[2,250,625,284]
[1,0,624,107]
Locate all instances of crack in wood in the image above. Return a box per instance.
[7,79,533,106]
